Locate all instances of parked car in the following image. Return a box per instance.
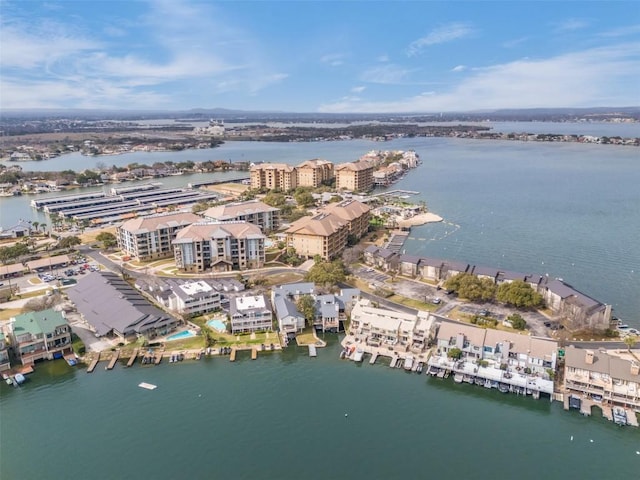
[431,297,441,305]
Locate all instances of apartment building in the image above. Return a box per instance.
[173,222,265,273]
[564,346,640,412]
[250,163,298,191]
[203,200,280,233]
[9,308,72,365]
[335,161,374,192]
[164,279,222,315]
[321,199,371,238]
[285,213,348,260]
[229,294,273,334]
[0,337,10,371]
[117,212,202,261]
[296,159,334,187]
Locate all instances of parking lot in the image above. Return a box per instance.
[353,266,390,285]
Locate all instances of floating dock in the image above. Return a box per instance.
[106,350,119,370]
[230,348,237,362]
[86,353,100,373]
[138,382,157,390]
[308,345,317,357]
[369,352,378,365]
[251,348,258,360]
[126,349,139,367]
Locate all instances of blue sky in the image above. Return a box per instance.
[1,0,639,112]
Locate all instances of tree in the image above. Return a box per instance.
[58,236,82,249]
[95,231,117,249]
[624,335,636,352]
[294,190,315,208]
[444,273,496,302]
[296,295,317,328]
[305,259,347,285]
[263,191,286,208]
[201,325,217,348]
[496,280,544,308]
[447,347,462,360]
[506,313,527,330]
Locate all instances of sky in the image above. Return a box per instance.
[1,0,639,113]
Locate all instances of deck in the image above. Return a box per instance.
[308,345,317,357]
[369,352,378,365]
[126,349,139,367]
[251,348,258,360]
[230,348,237,362]
[106,351,119,370]
[86,353,100,373]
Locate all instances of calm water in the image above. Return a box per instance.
[1,340,638,480]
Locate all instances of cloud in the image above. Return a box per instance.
[407,22,473,56]
[0,0,287,109]
[377,54,389,62]
[599,24,640,37]
[320,53,346,67]
[502,36,529,48]
[360,64,412,84]
[351,85,366,93]
[451,65,467,72]
[319,43,640,113]
[552,18,590,32]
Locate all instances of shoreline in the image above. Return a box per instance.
[396,212,443,228]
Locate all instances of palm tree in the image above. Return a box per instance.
[32,221,40,234]
[624,335,636,352]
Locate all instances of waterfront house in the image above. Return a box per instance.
[273,294,306,335]
[66,272,180,342]
[117,212,202,262]
[440,260,471,280]
[349,299,435,353]
[418,257,445,282]
[163,279,222,315]
[228,294,273,334]
[314,294,341,332]
[173,221,266,272]
[470,266,500,283]
[202,200,280,233]
[271,282,316,302]
[363,246,399,272]
[563,346,640,412]
[0,336,11,371]
[9,308,72,365]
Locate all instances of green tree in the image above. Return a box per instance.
[444,273,496,302]
[296,295,317,328]
[305,259,347,285]
[496,280,544,308]
[294,190,315,208]
[58,236,82,249]
[263,191,286,208]
[447,347,462,360]
[95,231,117,249]
[624,335,636,352]
[506,313,527,330]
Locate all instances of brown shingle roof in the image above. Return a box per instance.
[119,212,202,234]
[203,200,278,221]
[285,213,346,237]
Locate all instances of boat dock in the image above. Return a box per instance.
[154,351,162,365]
[230,348,237,362]
[126,349,139,367]
[251,348,258,360]
[369,352,378,365]
[106,351,119,370]
[86,353,100,373]
[389,356,398,368]
[308,345,317,357]
[385,231,410,253]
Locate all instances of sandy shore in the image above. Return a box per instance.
[397,212,443,228]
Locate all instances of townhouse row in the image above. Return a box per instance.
[363,246,612,331]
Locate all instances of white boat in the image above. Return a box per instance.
[353,349,364,362]
[403,355,414,371]
[454,373,463,383]
[14,373,26,385]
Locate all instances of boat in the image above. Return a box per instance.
[475,377,485,386]
[491,381,499,389]
[454,373,463,383]
[463,374,473,384]
[353,349,365,362]
[498,383,510,393]
[613,407,627,426]
[13,373,26,386]
[403,355,414,371]
[416,362,423,374]
[532,390,541,400]
[339,348,347,359]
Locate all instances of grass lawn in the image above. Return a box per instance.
[295,328,322,346]
[0,307,23,321]
[163,335,206,351]
[213,330,278,347]
[387,295,439,311]
[79,226,117,244]
[263,271,304,286]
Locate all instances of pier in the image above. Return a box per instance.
[308,345,317,357]
[230,348,237,362]
[126,349,139,367]
[154,351,162,365]
[369,352,378,365]
[251,348,258,360]
[389,356,398,368]
[385,231,410,253]
[86,353,100,373]
[106,350,119,370]
[188,177,249,189]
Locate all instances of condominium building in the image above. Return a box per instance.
[203,200,280,233]
[335,161,374,192]
[250,163,298,191]
[564,346,640,412]
[173,222,265,273]
[321,199,371,238]
[285,213,348,260]
[9,308,72,365]
[164,279,222,315]
[296,159,334,187]
[117,212,202,261]
[229,294,273,334]
[0,337,10,371]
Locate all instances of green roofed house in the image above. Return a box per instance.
[10,308,72,365]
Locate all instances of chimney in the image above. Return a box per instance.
[631,361,640,376]
[585,350,594,365]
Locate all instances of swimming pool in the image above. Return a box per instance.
[207,319,227,333]
[166,330,196,341]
